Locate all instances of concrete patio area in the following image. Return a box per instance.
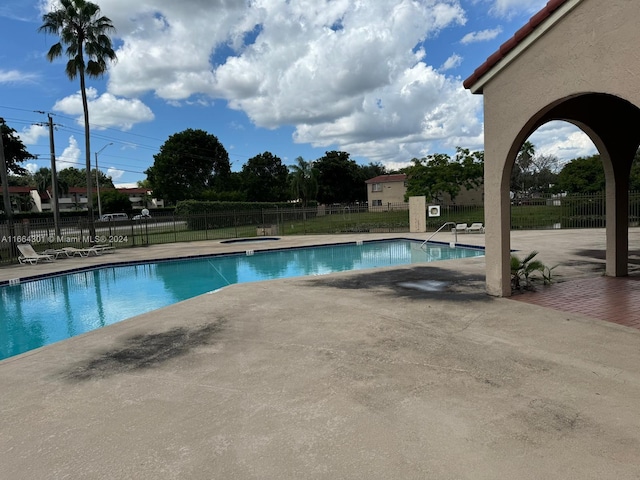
[1,230,640,479]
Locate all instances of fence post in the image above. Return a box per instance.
[234,210,238,238]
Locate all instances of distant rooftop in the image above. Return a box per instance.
[365,174,407,184]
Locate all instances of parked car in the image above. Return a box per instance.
[132,212,151,220]
[99,213,129,222]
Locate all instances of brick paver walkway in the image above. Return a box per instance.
[511,276,640,329]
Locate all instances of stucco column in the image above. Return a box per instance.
[605,171,629,277]
[484,147,512,297]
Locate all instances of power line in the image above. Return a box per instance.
[1,104,255,159]
[1,104,262,179]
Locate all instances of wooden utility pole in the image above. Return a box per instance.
[48,114,61,236]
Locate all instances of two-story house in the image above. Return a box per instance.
[365,174,408,210]
[365,173,484,212]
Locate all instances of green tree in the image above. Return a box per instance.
[511,141,558,196]
[359,162,388,183]
[315,151,363,204]
[404,148,484,202]
[56,166,113,188]
[241,151,290,202]
[92,168,114,189]
[98,189,131,214]
[555,155,604,193]
[1,122,36,176]
[57,167,85,187]
[137,178,152,189]
[39,0,117,231]
[201,171,246,201]
[510,141,535,197]
[629,149,640,191]
[34,167,70,195]
[529,154,559,194]
[8,175,33,187]
[145,128,231,204]
[289,156,319,207]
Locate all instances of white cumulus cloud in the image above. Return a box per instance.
[460,27,503,45]
[39,0,556,169]
[65,0,474,168]
[52,87,154,130]
[57,135,82,170]
[440,54,463,71]
[106,167,125,181]
[0,69,38,84]
[18,124,48,145]
[529,121,597,164]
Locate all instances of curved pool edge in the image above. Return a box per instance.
[0,238,485,287]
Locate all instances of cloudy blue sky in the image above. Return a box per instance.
[0,0,595,186]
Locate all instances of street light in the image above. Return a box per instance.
[95,142,113,219]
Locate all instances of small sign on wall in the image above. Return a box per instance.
[428,205,441,217]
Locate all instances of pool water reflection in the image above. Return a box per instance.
[0,240,483,360]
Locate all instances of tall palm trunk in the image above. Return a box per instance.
[79,65,95,237]
[39,0,117,239]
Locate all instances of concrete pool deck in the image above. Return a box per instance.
[1,230,640,479]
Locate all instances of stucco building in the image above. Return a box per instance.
[464,0,640,296]
[365,174,407,210]
[365,173,483,212]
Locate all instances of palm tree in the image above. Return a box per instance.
[39,0,116,236]
[34,167,69,198]
[290,156,319,207]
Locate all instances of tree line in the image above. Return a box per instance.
[510,141,640,198]
[142,128,390,205]
[5,120,640,210]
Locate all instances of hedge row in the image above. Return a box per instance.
[174,200,312,215]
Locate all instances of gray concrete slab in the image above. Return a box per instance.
[1,230,640,479]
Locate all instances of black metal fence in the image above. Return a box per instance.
[1,192,638,265]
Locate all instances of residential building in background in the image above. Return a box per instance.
[365,174,408,210]
[365,174,484,210]
[3,186,163,214]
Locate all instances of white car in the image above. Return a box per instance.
[132,213,151,220]
[99,213,129,222]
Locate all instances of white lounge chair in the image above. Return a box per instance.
[42,248,74,259]
[59,246,104,257]
[17,244,56,264]
[454,223,468,233]
[93,244,116,254]
[467,223,485,233]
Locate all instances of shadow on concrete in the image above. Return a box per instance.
[302,265,490,302]
[573,248,640,262]
[62,321,225,381]
[570,248,640,274]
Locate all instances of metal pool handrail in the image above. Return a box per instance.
[420,222,458,249]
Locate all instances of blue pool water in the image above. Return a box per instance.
[0,240,483,360]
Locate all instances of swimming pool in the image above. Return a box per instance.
[0,239,483,360]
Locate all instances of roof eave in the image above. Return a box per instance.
[464,0,582,94]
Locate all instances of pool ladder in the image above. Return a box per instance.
[420,222,458,249]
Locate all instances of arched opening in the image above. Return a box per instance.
[510,120,600,229]
[495,93,640,294]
